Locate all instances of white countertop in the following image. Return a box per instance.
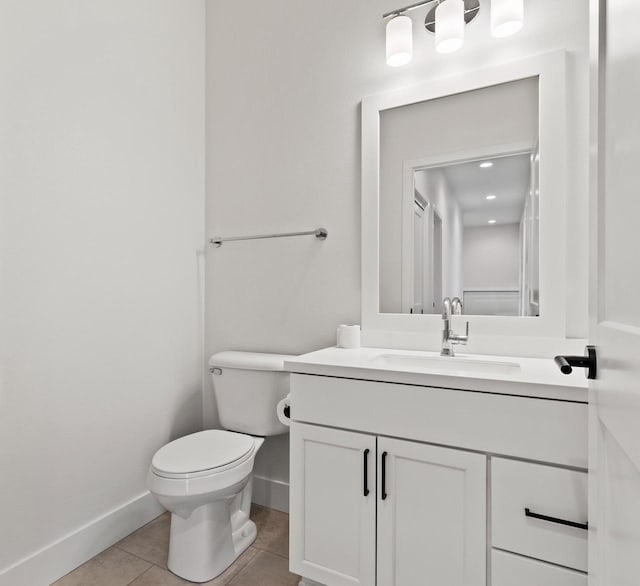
[285,347,588,402]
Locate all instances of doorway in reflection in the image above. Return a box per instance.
[406,149,539,317]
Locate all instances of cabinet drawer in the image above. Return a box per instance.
[492,458,587,572]
[492,550,587,586]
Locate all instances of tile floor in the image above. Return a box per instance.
[53,505,300,586]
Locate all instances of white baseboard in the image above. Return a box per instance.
[0,491,164,586]
[1,479,288,586]
[252,475,289,513]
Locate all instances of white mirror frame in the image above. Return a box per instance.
[361,51,579,356]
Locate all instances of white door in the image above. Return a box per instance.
[413,200,425,314]
[432,211,443,313]
[377,438,486,586]
[589,2,640,584]
[289,423,376,586]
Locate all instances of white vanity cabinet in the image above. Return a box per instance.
[286,363,588,586]
[290,423,486,586]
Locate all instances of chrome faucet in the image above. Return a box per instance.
[451,297,463,315]
[441,297,469,357]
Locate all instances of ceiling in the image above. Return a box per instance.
[439,153,532,227]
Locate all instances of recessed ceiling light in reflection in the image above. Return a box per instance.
[486,195,496,200]
[479,161,493,168]
[488,219,497,224]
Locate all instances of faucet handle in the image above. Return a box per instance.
[451,321,469,345]
[461,321,469,342]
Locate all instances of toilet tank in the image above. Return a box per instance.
[209,351,295,436]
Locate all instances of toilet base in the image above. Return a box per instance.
[167,499,257,583]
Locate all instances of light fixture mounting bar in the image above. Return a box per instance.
[425,0,480,31]
[382,0,438,19]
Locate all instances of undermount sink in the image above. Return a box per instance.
[371,353,521,376]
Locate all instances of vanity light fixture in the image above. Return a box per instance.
[386,14,413,66]
[479,161,494,168]
[486,194,497,200]
[383,0,522,66]
[491,0,524,38]
[488,219,497,224]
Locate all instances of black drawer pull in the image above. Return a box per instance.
[524,508,588,531]
[363,449,370,497]
[381,451,388,500]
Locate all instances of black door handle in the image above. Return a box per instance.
[525,508,588,531]
[381,451,388,500]
[363,449,370,497]
[554,345,597,379]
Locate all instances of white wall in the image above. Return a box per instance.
[205,0,589,503]
[0,2,205,583]
[463,224,521,289]
[413,169,464,308]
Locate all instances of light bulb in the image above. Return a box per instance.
[386,15,413,67]
[491,0,524,38]
[435,0,464,54]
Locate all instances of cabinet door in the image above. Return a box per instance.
[377,438,487,586]
[290,423,376,586]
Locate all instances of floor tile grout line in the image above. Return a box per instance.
[251,545,290,560]
[123,562,154,586]
[112,543,159,580]
[229,548,261,581]
[113,541,172,571]
[228,549,300,586]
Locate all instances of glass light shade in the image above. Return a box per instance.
[435,0,465,54]
[386,15,413,67]
[491,0,524,38]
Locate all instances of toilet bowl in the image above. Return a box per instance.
[148,430,264,582]
[148,351,294,583]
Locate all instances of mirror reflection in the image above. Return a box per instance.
[378,77,540,317]
[408,151,539,316]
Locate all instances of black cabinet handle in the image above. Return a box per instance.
[363,449,370,497]
[524,508,588,531]
[381,451,388,500]
[554,345,597,379]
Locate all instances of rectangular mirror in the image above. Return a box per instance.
[379,77,539,317]
[362,52,569,351]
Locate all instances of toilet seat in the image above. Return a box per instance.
[151,430,255,480]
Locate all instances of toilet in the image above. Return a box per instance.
[148,351,294,583]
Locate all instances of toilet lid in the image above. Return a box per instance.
[151,430,254,476]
